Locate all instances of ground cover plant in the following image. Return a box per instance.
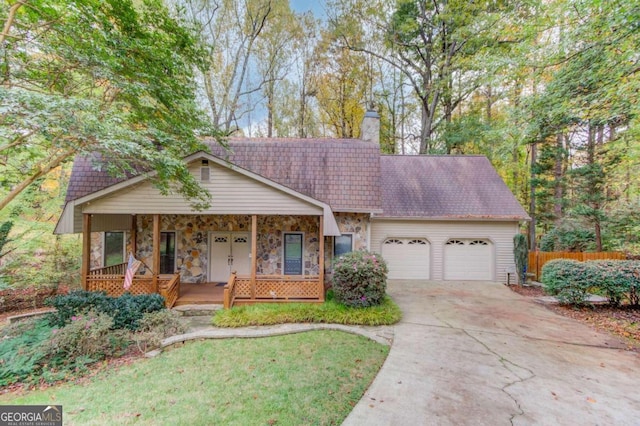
[0,294,185,387]
[213,291,401,327]
[0,331,389,425]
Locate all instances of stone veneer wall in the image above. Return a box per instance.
[90,232,102,269]
[136,215,251,283]
[134,214,323,283]
[324,213,371,281]
[255,215,320,276]
[92,213,369,284]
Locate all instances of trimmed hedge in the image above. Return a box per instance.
[45,290,166,330]
[541,259,640,306]
[332,251,388,308]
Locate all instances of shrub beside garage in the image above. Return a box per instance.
[541,259,640,306]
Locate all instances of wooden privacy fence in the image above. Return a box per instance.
[528,251,626,281]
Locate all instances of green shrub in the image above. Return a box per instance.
[332,251,388,308]
[133,310,187,352]
[541,259,597,305]
[46,310,128,368]
[513,234,528,284]
[46,291,165,330]
[542,259,640,306]
[588,260,640,306]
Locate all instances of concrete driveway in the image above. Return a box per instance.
[343,280,640,426]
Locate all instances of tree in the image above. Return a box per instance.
[254,0,300,137]
[184,0,274,134]
[329,0,536,153]
[518,0,640,251]
[1,0,217,212]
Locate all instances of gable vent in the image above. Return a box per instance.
[200,166,210,182]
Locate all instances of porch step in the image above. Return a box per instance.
[172,304,223,317]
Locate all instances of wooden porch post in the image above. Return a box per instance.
[81,213,92,290]
[319,215,325,301]
[130,215,137,256]
[250,214,257,299]
[152,214,160,292]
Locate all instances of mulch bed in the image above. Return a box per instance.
[0,285,69,319]
[508,284,640,351]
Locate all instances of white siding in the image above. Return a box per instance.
[371,219,519,282]
[83,162,322,216]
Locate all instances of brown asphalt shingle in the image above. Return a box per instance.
[65,138,383,213]
[379,155,529,219]
[64,139,527,220]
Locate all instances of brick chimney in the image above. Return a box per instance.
[360,106,380,145]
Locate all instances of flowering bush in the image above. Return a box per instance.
[332,250,388,308]
[47,310,128,365]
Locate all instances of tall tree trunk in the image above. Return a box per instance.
[553,132,564,224]
[529,142,537,251]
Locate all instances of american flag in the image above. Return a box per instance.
[124,254,142,290]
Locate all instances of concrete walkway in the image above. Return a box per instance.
[343,280,640,426]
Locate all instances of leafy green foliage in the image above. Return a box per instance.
[539,224,596,252]
[332,251,388,308]
[0,221,13,259]
[47,311,128,370]
[542,259,640,307]
[588,261,640,307]
[1,0,221,212]
[513,234,528,284]
[541,259,597,306]
[0,319,52,386]
[133,310,187,352]
[46,291,165,330]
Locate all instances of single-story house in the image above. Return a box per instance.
[55,111,529,307]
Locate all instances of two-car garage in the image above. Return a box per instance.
[372,220,518,282]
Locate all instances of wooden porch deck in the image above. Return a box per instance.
[175,282,225,306]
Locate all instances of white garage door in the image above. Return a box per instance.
[382,238,430,279]
[444,239,493,280]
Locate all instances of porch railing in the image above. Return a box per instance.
[159,274,180,309]
[89,262,128,276]
[224,272,324,309]
[85,273,180,308]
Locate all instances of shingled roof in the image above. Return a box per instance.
[64,139,527,220]
[65,137,383,213]
[379,155,529,220]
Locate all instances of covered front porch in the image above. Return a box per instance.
[82,213,331,309]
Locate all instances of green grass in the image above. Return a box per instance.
[213,295,402,327]
[0,331,389,425]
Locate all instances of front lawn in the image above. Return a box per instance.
[1,331,389,425]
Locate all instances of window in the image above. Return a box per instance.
[384,239,403,245]
[334,234,353,257]
[160,232,176,274]
[284,233,303,275]
[104,232,125,266]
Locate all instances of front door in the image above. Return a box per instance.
[209,233,251,282]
